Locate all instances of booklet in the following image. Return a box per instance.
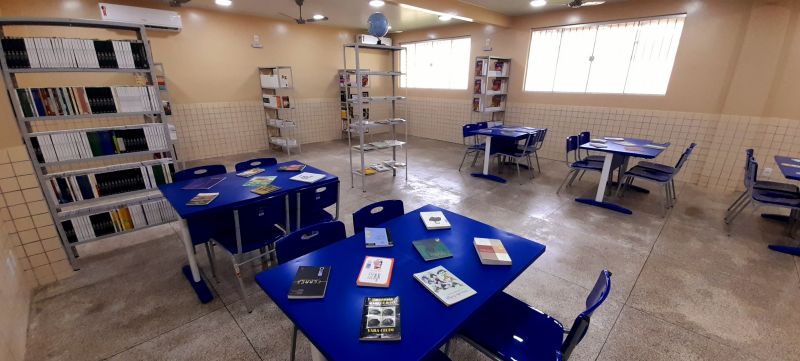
[250,184,280,195]
[412,238,453,261]
[243,176,276,187]
[278,164,306,172]
[473,237,512,265]
[359,296,401,341]
[364,228,393,248]
[236,168,265,177]
[413,265,476,306]
[290,172,326,183]
[182,176,225,190]
[419,211,451,230]
[357,256,394,288]
[186,192,219,206]
[288,266,330,299]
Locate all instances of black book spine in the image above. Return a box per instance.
[61,220,78,244]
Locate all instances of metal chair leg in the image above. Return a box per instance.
[458,150,470,171]
[578,170,587,181]
[725,199,751,224]
[204,242,218,282]
[515,158,521,179]
[534,152,541,174]
[233,255,253,313]
[567,169,581,186]
[471,151,481,167]
[557,169,576,194]
[671,179,677,200]
[727,191,748,212]
[290,325,298,361]
[526,156,534,179]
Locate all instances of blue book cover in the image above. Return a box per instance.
[365,227,393,248]
[75,175,95,200]
[97,131,116,155]
[31,88,46,116]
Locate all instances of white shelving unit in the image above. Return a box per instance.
[472,56,510,125]
[342,43,408,192]
[259,66,300,155]
[0,18,177,270]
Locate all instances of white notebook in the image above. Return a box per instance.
[420,211,451,230]
[413,265,476,306]
[290,172,325,183]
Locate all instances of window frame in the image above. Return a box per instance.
[522,13,687,96]
[399,35,473,91]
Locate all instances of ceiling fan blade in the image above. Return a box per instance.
[278,12,298,20]
[304,17,329,23]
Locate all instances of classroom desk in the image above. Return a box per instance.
[468,126,541,183]
[255,204,546,361]
[159,161,339,303]
[767,155,800,256]
[576,137,668,215]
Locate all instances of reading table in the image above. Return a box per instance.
[766,155,800,257]
[468,125,542,183]
[159,161,339,303]
[255,204,546,361]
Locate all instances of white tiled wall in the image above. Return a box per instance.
[401,97,800,192]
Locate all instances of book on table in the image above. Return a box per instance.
[242,176,276,187]
[413,265,476,306]
[236,168,265,177]
[364,227,393,248]
[412,238,453,261]
[357,256,394,288]
[359,296,401,341]
[419,211,451,230]
[278,164,306,172]
[182,176,225,190]
[186,192,219,206]
[290,172,326,183]
[250,184,280,195]
[473,238,512,266]
[288,266,331,299]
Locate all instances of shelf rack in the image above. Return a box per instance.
[0,18,176,270]
[472,56,511,125]
[342,43,408,192]
[154,62,183,170]
[338,68,370,139]
[259,66,300,155]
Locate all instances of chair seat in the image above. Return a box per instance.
[467,143,486,151]
[754,180,799,194]
[637,161,676,174]
[753,189,800,207]
[570,160,604,171]
[625,165,672,183]
[460,292,565,361]
[211,225,285,255]
[298,209,335,228]
[585,155,606,163]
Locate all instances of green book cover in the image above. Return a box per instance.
[87,132,102,157]
[152,164,166,185]
[412,238,453,261]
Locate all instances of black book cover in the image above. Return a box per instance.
[114,129,148,152]
[93,40,119,69]
[55,177,74,203]
[61,220,78,244]
[75,175,95,200]
[16,89,33,118]
[2,38,30,68]
[29,136,44,163]
[89,212,115,237]
[288,266,330,299]
[360,296,401,341]
[85,87,116,114]
[129,42,149,69]
[95,168,145,196]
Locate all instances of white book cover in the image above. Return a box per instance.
[290,172,325,183]
[24,38,40,68]
[419,211,451,230]
[140,166,151,189]
[356,256,394,288]
[413,265,476,306]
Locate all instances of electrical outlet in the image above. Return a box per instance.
[763,167,773,177]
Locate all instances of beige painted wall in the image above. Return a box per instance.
[393,0,800,119]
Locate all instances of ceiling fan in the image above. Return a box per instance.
[280,0,329,24]
[533,0,606,8]
[566,0,606,8]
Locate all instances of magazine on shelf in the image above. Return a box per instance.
[359,296,401,341]
[413,265,476,306]
[475,59,487,76]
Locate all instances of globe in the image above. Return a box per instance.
[367,12,390,38]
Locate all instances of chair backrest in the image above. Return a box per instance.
[275,221,347,264]
[297,182,339,227]
[578,131,591,146]
[745,157,758,191]
[561,270,612,360]
[673,143,697,172]
[518,131,537,155]
[476,121,488,129]
[744,149,756,184]
[233,194,289,254]
[174,164,227,182]
[234,157,277,172]
[352,200,404,234]
[565,136,580,164]
[462,123,480,144]
[534,128,548,151]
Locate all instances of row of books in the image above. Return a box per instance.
[1,37,149,69]
[475,58,509,77]
[352,140,405,151]
[47,162,174,204]
[472,95,506,112]
[338,72,370,88]
[262,94,294,109]
[61,198,176,243]
[31,125,168,163]
[15,86,161,118]
[474,78,508,94]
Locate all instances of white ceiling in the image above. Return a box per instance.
[153,0,468,32]
[459,0,626,16]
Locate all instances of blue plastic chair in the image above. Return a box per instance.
[234,157,277,172]
[459,123,486,171]
[578,131,606,163]
[459,270,612,361]
[619,143,696,212]
[275,221,347,361]
[727,149,800,220]
[294,181,339,229]
[352,200,405,234]
[496,131,537,179]
[174,164,227,182]
[726,157,800,226]
[557,136,605,194]
[211,194,290,312]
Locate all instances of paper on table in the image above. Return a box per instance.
[604,137,624,141]
[614,141,636,147]
[643,144,667,150]
[589,142,607,148]
[792,158,800,163]
[590,139,607,143]
[781,163,800,169]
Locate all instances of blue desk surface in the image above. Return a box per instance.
[158,161,338,219]
[579,137,667,159]
[470,126,541,139]
[255,204,546,361]
[774,156,800,181]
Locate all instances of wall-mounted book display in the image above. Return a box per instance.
[259,66,300,155]
[0,18,176,270]
[472,56,510,125]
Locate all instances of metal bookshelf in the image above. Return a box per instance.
[342,43,408,192]
[259,66,300,155]
[0,18,176,270]
[154,62,183,170]
[472,56,510,125]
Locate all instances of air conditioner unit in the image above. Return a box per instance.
[99,3,183,32]
[357,34,392,46]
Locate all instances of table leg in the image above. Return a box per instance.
[575,153,633,214]
[471,136,506,183]
[178,219,214,303]
[311,346,328,361]
[761,213,793,222]
[768,245,800,256]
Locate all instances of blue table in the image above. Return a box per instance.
[159,160,339,303]
[767,155,800,256]
[468,126,541,183]
[255,204,546,361]
[576,137,668,214]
